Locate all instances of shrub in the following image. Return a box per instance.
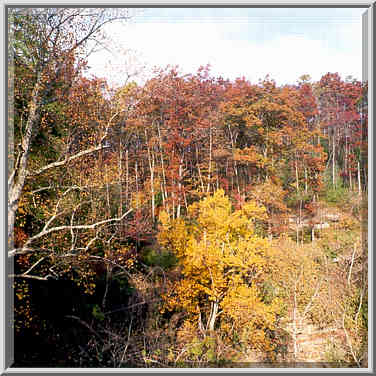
[141,248,177,269]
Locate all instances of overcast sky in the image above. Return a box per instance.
[87,7,366,87]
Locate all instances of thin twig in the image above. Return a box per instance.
[342,311,360,367]
[348,245,357,287]
[119,316,133,367]
[65,315,104,342]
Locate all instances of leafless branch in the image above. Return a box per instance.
[300,275,324,323]
[9,209,133,258]
[29,144,109,176]
[23,256,48,276]
[8,273,50,281]
[65,315,104,342]
[119,316,133,367]
[342,310,361,367]
[28,209,132,246]
[347,245,357,287]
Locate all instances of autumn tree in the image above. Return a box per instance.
[219,77,326,238]
[11,77,138,292]
[8,8,131,254]
[126,66,225,220]
[316,73,363,192]
[158,189,282,354]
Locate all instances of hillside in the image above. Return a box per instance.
[9,8,368,369]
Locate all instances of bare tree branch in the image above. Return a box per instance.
[65,315,104,342]
[8,274,50,281]
[8,209,133,258]
[29,144,109,176]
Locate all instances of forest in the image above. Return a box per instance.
[8,8,368,368]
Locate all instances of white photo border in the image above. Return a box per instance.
[1,1,373,374]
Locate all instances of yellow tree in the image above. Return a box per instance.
[158,189,281,352]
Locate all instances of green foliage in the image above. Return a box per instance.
[154,192,163,207]
[261,280,279,305]
[324,184,349,205]
[141,248,177,269]
[92,304,105,321]
[318,229,358,260]
[286,191,313,209]
[361,293,368,328]
[114,275,135,295]
[322,170,350,205]
[177,335,240,366]
[324,340,348,367]
[323,244,338,260]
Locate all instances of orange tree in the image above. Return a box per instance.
[158,189,282,355]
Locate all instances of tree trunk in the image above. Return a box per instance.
[228,124,240,194]
[345,129,348,187]
[125,150,129,207]
[207,127,212,193]
[8,75,42,246]
[177,156,183,218]
[207,300,219,332]
[151,154,155,220]
[293,285,298,360]
[145,129,155,221]
[349,150,352,191]
[358,161,361,196]
[118,139,123,218]
[295,156,299,193]
[157,122,168,206]
[135,160,139,208]
[299,199,303,245]
[296,225,299,245]
[102,264,112,310]
[105,178,110,217]
[196,145,205,193]
[332,131,336,187]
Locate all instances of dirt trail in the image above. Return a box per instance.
[285,318,345,363]
[244,316,346,366]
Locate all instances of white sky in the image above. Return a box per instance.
[87,7,366,86]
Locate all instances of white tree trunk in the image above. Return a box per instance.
[8,75,42,245]
[295,157,299,193]
[157,122,168,205]
[177,157,183,218]
[358,161,362,196]
[207,127,212,193]
[207,300,219,332]
[332,132,336,187]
